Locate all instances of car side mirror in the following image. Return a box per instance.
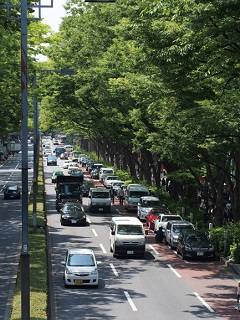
[111,231,115,235]
[61,261,66,266]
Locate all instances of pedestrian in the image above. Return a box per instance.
[109,186,115,204]
[118,186,124,205]
[155,227,163,243]
[237,282,240,305]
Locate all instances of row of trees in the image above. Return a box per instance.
[1,1,240,226]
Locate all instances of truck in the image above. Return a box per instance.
[7,141,21,154]
[56,175,84,212]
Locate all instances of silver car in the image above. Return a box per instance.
[164,220,194,249]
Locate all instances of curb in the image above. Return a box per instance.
[219,256,240,276]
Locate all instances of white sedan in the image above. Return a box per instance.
[62,160,73,169]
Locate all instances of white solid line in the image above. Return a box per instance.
[124,291,137,311]
[167,264,182,278]
[110,263,119,276]
[148,244,159,255]
[99,244,107,253]
[193,292,215,313]
[92,228,98,237]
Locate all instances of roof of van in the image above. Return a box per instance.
[127,184,148,190]
[111,216,143,225]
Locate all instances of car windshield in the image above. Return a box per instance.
[64,205,84,213]
[142,200,161,207]
[106,176,119,180]
[162,216,182,222]
[60,185,81,194]
[67,254,95,266]
[92,192,109,198]
[173,225,193,233]
[113,182,124,187]
[129,191,148,198]
[117,225,143,235]
[186,233,209,243]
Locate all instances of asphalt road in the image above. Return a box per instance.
[44,142,240,320]
[0,144,33,320]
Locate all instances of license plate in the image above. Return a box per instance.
[127,251,134,255]
[197,251,204,256]
[10,195,14,198]
[71,220,77,223]
[75,280,83,284]
[99,208,103,211]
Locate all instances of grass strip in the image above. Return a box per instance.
[10,156,48,319]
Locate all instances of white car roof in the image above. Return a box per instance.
[67,248,94,255]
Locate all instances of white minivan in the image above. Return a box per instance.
[109,217,148,258]
[99,167,115,182]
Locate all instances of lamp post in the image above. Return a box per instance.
[32,68,74,232]
[2,2,54,319]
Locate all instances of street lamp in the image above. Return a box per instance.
[1,2,54,319]
[32,68,75,232]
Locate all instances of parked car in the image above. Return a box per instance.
[111,180,126,195]
[52,170,64,183]
[47,155,57,166]
[62,160,73,169]
[91,168,100,179]
[64,145,74,153]
[82,181,95,196]
[86,160,95,171]
[4,185,21,199]
[103,175,120,188]
[176,230,215,260]
[60,202,87,226]
[67,162,79,173]
[60,153,68,160]
[137,196,161,221]
[154,214,183,233]
[99,168,115,183]
[61,248,99,287]
[69,168,83,176]
[164,220,194,249]
[146,207,172,229]
[124,184,149,211]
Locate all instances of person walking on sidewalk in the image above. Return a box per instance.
[118,186,124,205]
[109,186,115,204]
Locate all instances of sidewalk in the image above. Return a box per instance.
[220,256,240,276]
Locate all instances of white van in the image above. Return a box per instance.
[109,217,148,257]
[124,184,149,211]
[88,187,111,213]
[64,145,74,153]
[99,167,115,182]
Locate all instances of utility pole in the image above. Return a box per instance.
[1,2,54,319]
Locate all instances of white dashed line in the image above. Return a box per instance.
[124,291,137,311]
[148,244,159,255]
[92,229,98,237]
[99,244,107,253]
[167,264,182,278]
[193,292,215,313]
[110,263,119,276]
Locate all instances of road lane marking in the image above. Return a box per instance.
[99,244,107,253]
[193,292,215,313]
[148,244,159,255]
[110,263,119,276]
[92,228,98,236]
[87,217,91,224]
[124,291,137,311]
[167,264,182,278]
